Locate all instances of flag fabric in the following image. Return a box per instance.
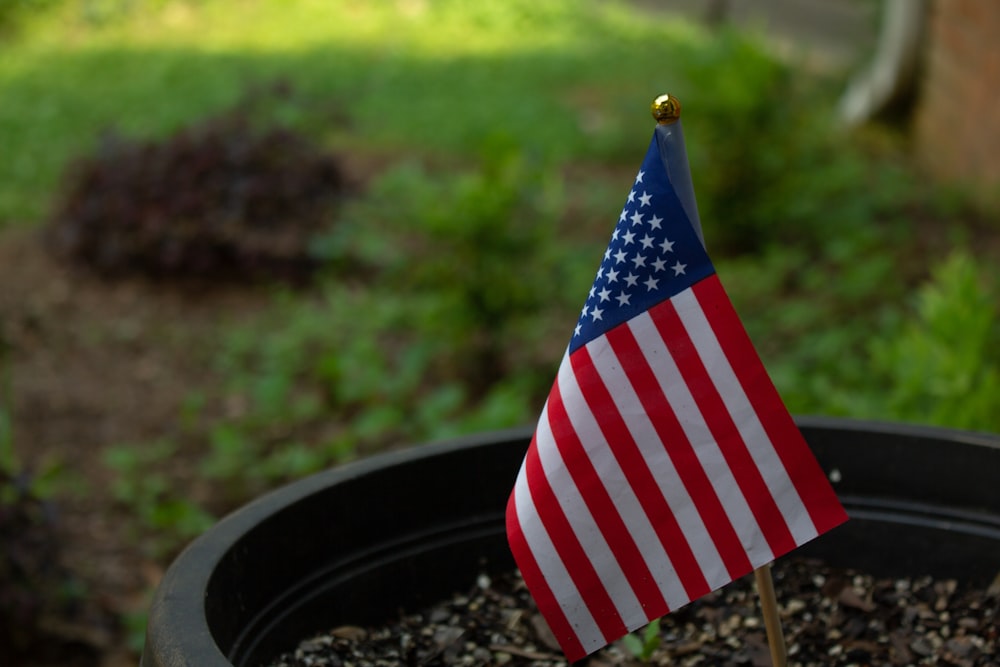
[505,128,848,662]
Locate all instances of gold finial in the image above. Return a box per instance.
[651,94,681,125]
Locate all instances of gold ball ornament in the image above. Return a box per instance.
[651,94,681,125]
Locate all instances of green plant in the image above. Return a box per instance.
[865,252,1000,430]
[324,142,578,390]
[621,617,662,662]
[103,440,216,558]
[198,285,547,509]
[755,250,1000,430]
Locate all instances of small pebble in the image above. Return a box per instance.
[267,560,1000,666]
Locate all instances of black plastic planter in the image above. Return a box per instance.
[141,417,1000,667]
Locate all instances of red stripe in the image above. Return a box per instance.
[570,346,710,602]
[648,296,798,557]
[692,277,848,533]
[523,433,626,642]
[505,487,587,661]
[605,322,754,580]
[546,382,669,618]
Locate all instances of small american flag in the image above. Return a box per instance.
[505,128,847,661]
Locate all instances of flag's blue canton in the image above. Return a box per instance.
[570,134,716,353]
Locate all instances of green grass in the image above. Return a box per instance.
[0,0,718,225]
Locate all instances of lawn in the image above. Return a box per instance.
[0,1,721,225]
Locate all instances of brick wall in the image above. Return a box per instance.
[914,0,1000,208]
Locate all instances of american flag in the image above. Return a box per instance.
[505,129,847,661]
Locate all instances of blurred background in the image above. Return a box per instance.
[1,0,997,664]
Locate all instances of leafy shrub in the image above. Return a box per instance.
[679,29,910,256]
[864,252,1000,430]
[314,140,588,395]
[764,251,1000,430]
[46,95,354,282]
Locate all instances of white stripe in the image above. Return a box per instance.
[512,462,603,650]
[628,308,774,569]
[534,402,645,625]
[672,288,818,547]
[585,329,730,595]
[555,355,685,621]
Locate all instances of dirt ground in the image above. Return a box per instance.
[1,225,274,666]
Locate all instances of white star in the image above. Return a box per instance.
[652,258,667,272]
[644,276,660,291]
[619,209,627,223]
[614,249,628,264]
[604,247,612,261]
[660,238,675,253]
[624,272,639,287]
[588,285,596,298]
[631,253,647,268]
[581,305,589,316]
[627,189,636,203]
[635,169,645,183]
[574,323,582,336]
[630,211,644,226]
[672,261,687,275]
[606,268,620,283]
[615,292,631,306]
[598,287,611,302]
[640,234,654,249]
[591,306,604,321]
[638,191,652,207]
[649,214,663,230]
[622,230,636,245]
[612,227,620,241]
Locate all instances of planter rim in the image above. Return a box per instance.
[142,425,533,666]
[172,415,1000,564]
[142,416,1000,667]
[797,414,1000,447]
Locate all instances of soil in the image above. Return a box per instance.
[269,560,1000,667]
[1,225,273,667]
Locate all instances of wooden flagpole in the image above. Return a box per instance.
[653,94,789,667]
[754,564,788,667]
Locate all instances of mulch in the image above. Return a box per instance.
[268,558,999,667]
